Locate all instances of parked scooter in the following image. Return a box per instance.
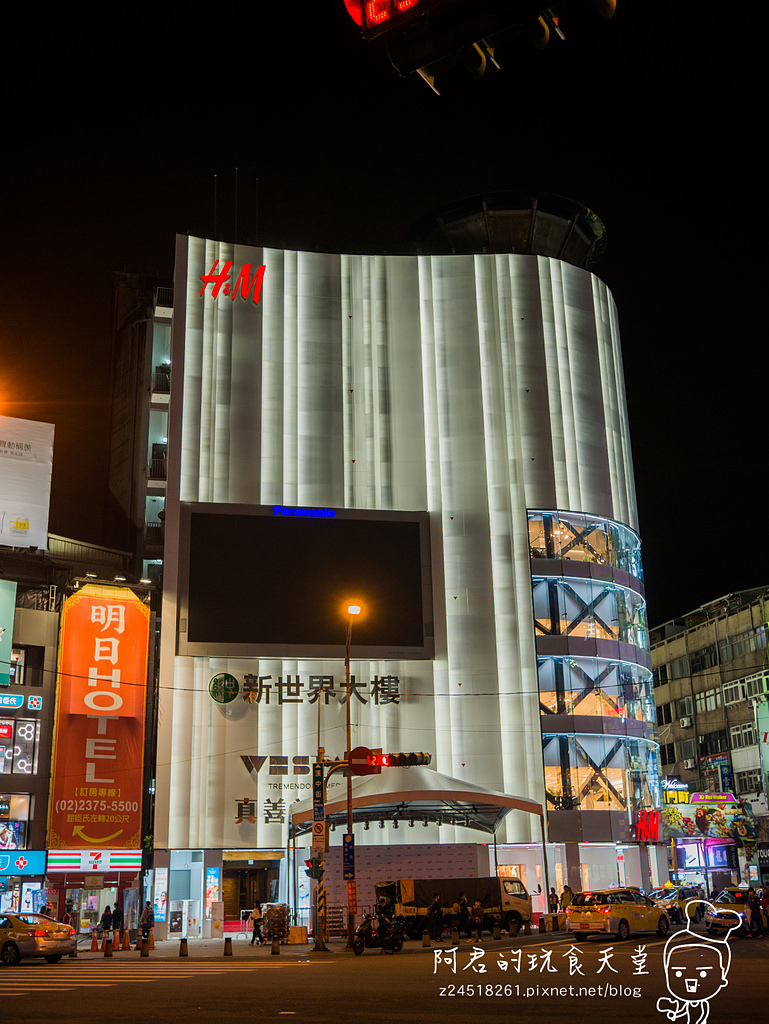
[352,914,404,955]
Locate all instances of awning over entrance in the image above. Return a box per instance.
[289,766,543,837]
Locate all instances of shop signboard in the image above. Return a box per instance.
[662,778,690,804]
[46,850,142,872]
[0,580,17,687]
[0,415,55,550]
[48,585,150,849]
[699,753,733,794]
[0,850,46,876]
[662,799,756,843]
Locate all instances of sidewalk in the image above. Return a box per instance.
[73,928,551,961]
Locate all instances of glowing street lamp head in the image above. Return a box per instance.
[347,604,361,616]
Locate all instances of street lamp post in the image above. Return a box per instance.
[344,603,360,950]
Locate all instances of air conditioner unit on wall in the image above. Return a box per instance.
[680,717,692,728]
[684,759,696,770]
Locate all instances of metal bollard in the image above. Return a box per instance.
[224,936,233,956]
[271,938,280,955]
[524,920,532,935]
[179,938,188,957]
[538,916,547,933]
[140,937,149,957]
[451,927,459,944]
[493,924,500,940]
[104,935,113,958]
[422,929,431,947]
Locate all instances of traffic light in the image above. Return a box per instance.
[343,0,422,39]
[343,1,618,93]
[368,752,432,768]
[304,856,325,881]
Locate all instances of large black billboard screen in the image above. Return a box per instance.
[177,503,434,660]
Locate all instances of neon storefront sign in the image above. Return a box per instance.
[199,261,265,304]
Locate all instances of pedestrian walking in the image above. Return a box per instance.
[560,885,573,910]
[456,891,469,938]
[249,901,263,945]
[111,902,123,944]
[746,888,765,939]
[100,904,113,939]
[139,901,154,943]
[549,888,559,914]
[427,893,443,941]
[469,900,484,944]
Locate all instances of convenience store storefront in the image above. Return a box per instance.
[45,849,143,934]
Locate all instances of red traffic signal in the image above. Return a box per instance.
[348,746,382,775]
[344,0,421,38]
[368,752,432,768]
[304,856,325,880]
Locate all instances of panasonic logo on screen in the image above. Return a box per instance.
[273,505,336,518]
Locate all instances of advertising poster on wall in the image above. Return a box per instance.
[662,798,756,845]
[0,416,55,550]
[48,584,150,848]
[205,866,219,920]
[0,580,17,688]
[153,866,168,922]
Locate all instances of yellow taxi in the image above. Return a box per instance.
[565,888,670,941]
[0,912,76,965]
[648,884,704,924]
[703,886,766,935]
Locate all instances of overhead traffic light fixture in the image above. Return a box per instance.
[368,752,432,768]
[304,855,325,881]
[343,0,422,38]
[343,0,618,94]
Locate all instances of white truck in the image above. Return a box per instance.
[374,876,532,938]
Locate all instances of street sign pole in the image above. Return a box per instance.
[312,761,327,953]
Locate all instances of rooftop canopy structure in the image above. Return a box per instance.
[290,766,543,837]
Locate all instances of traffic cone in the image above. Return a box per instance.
[135,932,143,951]
[148,928,155,950]
[90,931,99,952]
[100,933,108,953]
[122,930,131,951]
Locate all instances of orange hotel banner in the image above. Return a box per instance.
[48,585,150,848]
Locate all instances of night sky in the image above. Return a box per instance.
[2,3,764,625]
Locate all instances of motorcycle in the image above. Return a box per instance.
[352,914,404,955]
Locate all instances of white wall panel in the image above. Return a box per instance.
[156,240,638,850]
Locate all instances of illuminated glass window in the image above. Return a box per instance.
[538,656,653,722]
[532,577,648,649]
[528,511,643,580]
[0,720,40,775]
[542,734,661,815]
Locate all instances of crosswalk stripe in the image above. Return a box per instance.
[0,958,337,994]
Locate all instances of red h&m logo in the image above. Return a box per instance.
[636,809,660,843]
[199,260,266,304]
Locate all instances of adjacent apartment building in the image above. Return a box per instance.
[650,587,769,888]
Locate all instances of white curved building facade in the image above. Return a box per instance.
[154,231,662,926]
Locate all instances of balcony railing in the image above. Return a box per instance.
[145,522,164,545]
